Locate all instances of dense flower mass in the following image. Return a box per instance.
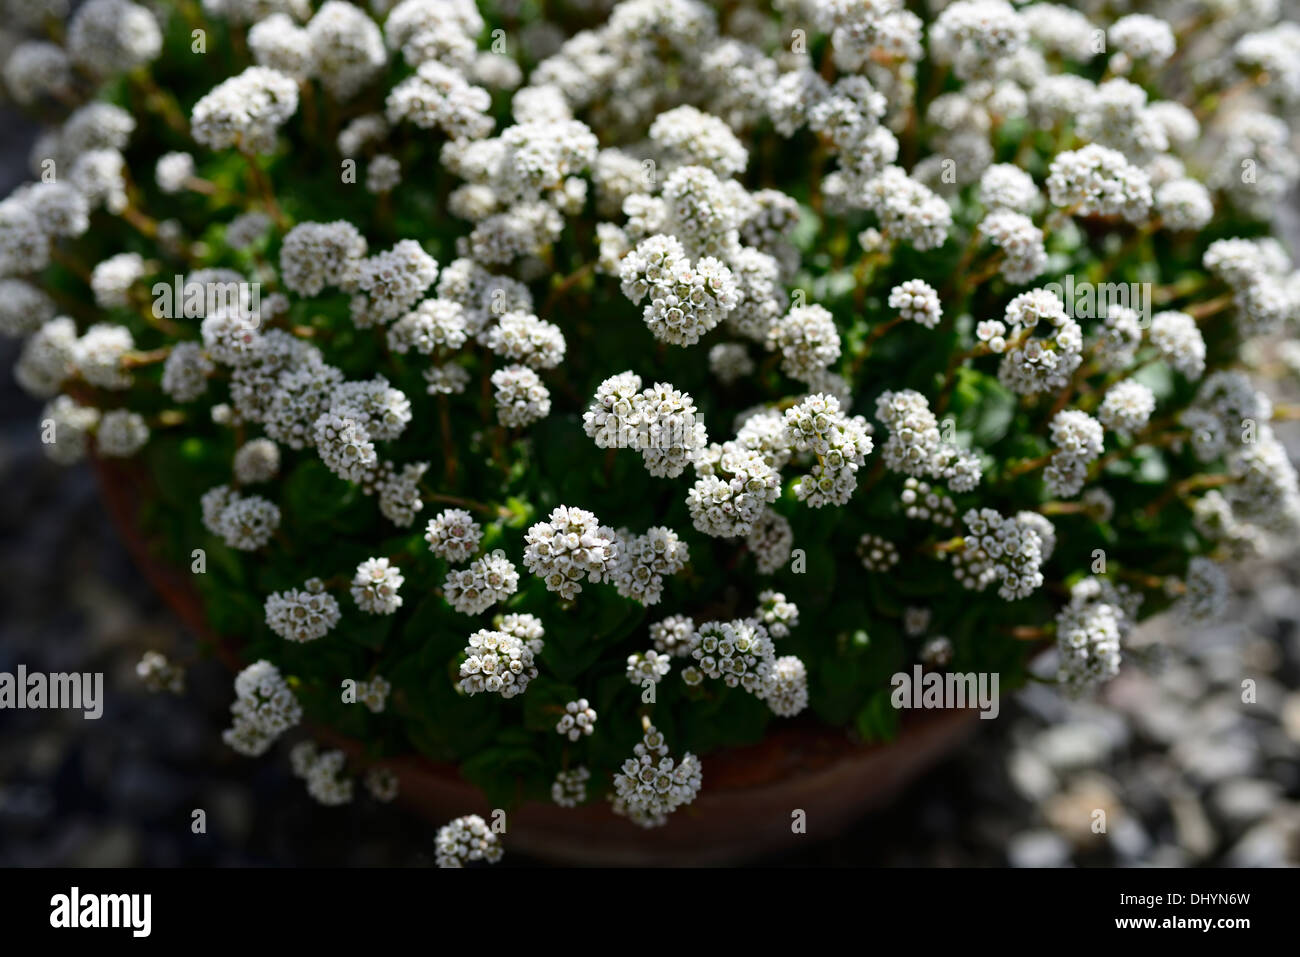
[7,0,1300,847]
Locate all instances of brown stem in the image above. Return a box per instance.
[438,395,457,486]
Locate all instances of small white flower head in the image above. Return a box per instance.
[424,508,483,563]
[265,579,341,643]
[212,491,281,551]
[997,289,1083,396]
[365,767,399,803]
[358,675,392,713]
[248,12,314,79]
[612,526,690,606]
[1148,310,1205,380]
[366,155,402,196]
[386,59,493,140]
[978,163,1040,212]
[95,409,150,458]
[689,618,776,693]
[1093,306,1143,372]
[351,557,404,615]
[0,279,55,337]
[921,636,954,668]
[423,363,471,395]
[443,551,519,615]
[1155,178,1213,232]
[767,303,842,381]
[1055,600,1123,695]
[876,389,942,477]
[1074,79,1168,165]
[903,606,932,637]
[1174,557,1229,624]
[552,767,590,808]
[930,0,1027,81]
[225,211,272,250]
[314,410,378,483]
[491,364,551,428]
[67,0,162,76]
[16,317,77,400]
[1097,381,1156,439]
[556,699,597,741]
[484,311,566,369]
[1046,144,1152,223]
[74,323,134,390]
[24,182,90,239]
[40,396,99,467]
[627,650,672,687]
[458,628,537,698]
[888,279,943,329]
[745,509,794,574]
[352,239,439,325]
[980,209,1047,284]
[860,166,952,250]
[375,460,427,527]
[954,508,1045,600]
[1108,14,1175,69]
[223,659,302,756]
[3,41,73,106]
[306,0,387,100]
[650,614,696,658]
[435,814,503,868]
[497,613,545,653]
[584,375,708,479]
[1045,409,1104,498]
[1203,237,1280,289]
[900,477,957,526]
[758,655,809,717]
[858,533,900,572]
[280,221,368,297]
[756,589,799,638]
[0,196,52,275]
[611,724,702,828]
[688,442,782,536]
[191,66,300,154]
[234,438,281,484]
[709,342,755,384]
[523,505,620,600]
[155,152,196,194]
[782,394,875,508]
[136,651,184,694]
[619,234,739,346]
[649,105,748,177]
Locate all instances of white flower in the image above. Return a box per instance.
[435,814,503,867]
[191,67,299,154]
[523,505,619,600]
[888,279,943,328]
[266,579,341,643]
[611,724,702,828]
[458,628,537,698]
[95,409,149,457]
[351,557,404,615]
[443,552,519,615]
[556,699,596,741]
[424,509,482,563]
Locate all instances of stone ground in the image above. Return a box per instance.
[1,112,1297,869]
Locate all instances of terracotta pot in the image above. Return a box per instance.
[92,456,982,866]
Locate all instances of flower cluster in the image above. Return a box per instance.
[7,0,1300,848]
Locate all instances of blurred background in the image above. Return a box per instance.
[2,106,1298,871]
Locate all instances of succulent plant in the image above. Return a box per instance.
[5,0,1300,858]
